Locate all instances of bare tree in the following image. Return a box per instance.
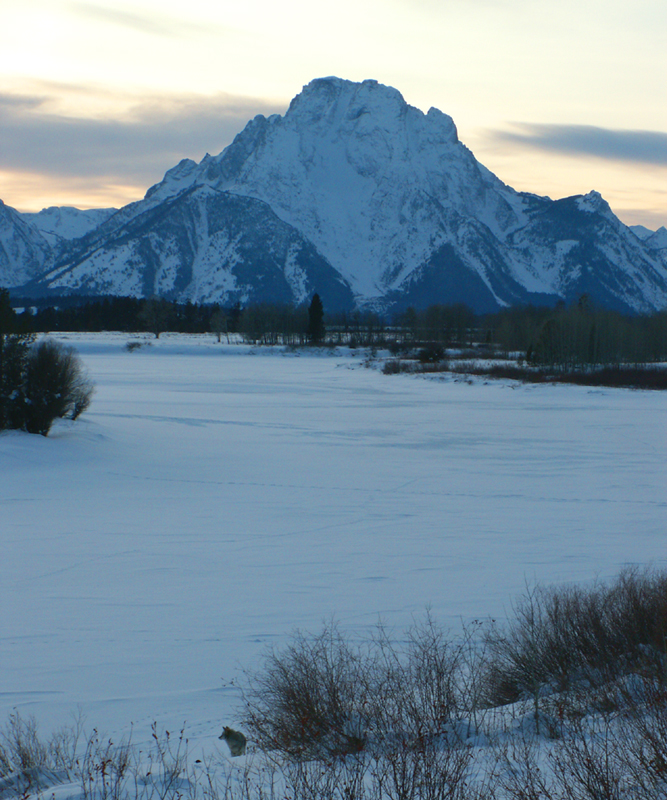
[22,339,94,435]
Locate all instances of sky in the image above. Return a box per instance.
[1,0,666,229]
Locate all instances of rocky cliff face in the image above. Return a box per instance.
[3,77,667,314]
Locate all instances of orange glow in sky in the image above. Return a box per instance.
[1,0,665,228]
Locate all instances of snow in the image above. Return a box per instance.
[0,202,52,286]
[143,159,200,204]
[211,77,523,298]
[1,334,665,758]
[44,245,146,297]
[647,225,667,250]
[630,224,656,241]
[5,79,666,314]
[139,77,535,301]
[23,207,117,244]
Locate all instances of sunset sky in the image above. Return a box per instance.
[1,0,665,228]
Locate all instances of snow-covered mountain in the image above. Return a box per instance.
[0,200,53,287]
[35,185,354,309]
[3,77,667,313]
[631,224,667,253]
[23,206,117,247]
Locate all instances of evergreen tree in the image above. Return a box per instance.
[139,297,172,338]
[210,306,228,343]
[0,288,34,431]
[307,293,325,344]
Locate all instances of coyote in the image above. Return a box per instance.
[219,726,247,756]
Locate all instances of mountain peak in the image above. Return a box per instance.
[285,76,458,145]
[293,76,404,107]
[646,226,667,250]
[145,157,200,201]
[3,77,666,314]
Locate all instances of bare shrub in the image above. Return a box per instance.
[442,362,667,390]
[381,359,452,376]
[48,712,85,771]
[190,753,282,800]
[361,618,474,799]
[481,568,667,712]
[382,359,413,375]
[367,616,463,752]
[590,678,667,800]
[368,736,474,800]
[481,582,565,720]
[241,618,468,760]
[76,728,133,800]
[280,756,366,800]
[125,341,151,352]
[550,715,627,800]
[145,723,189,800]
[490,694,667,800]
[0,712,66,800]
[241,617,477,799]
[0,713,281,800]
[22,338,95,435]
[416,345,445,364]
[0,713,48,776]
[492,732,558,800]
[241,622,374,759]
[74,722,194,800]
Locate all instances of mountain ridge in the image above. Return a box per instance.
[2,77,666,314]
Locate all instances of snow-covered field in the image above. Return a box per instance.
[1,333,665,757]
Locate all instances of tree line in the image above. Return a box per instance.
[487,296,667,367]
[9,295,234,335]
[9,293,327,345]
[7,292,667,366]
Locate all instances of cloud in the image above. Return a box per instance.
[0,92,48,110]
[0,86,285,195]
[67,1,225,39]
[493,123,667,166]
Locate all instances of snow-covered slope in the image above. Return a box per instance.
[0,200,53,287]
[506,193,667,312]
[630,224,655,241]
[642,225,667,254]
[23,206,117,247]
[190,79,531,301]
[39,185,354,309]
[2,336,666,753]
[2,77,667,312]
[190,78,667,312]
